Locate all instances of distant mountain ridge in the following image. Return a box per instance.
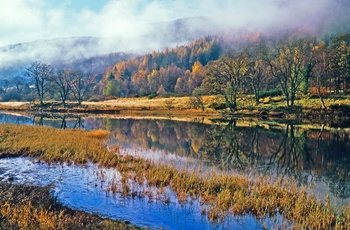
[1,10,350,81]
[0,17,219,80]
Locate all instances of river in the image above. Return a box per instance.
[0,112,349,229]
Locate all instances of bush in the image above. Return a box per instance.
[148,93,157,99]
[209,102,227,110]
[88,95,104,102]
[258,90,282,99]
[1,92,22,102]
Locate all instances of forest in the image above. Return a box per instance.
[1,32,350,111]
[100,33,350,111]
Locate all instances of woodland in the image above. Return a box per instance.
[1,32,350,113]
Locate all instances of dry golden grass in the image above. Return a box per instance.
[0,124,115,165]
[0,124,349,229]
[0,201,140,230]
[0,97,220,118]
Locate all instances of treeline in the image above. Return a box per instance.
[0,62,96,107]
[101,36,221,97]
[101,33,350,110]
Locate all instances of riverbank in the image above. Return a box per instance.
[0,181,141,229]
[1,96,350,124]
[0,124,349,229]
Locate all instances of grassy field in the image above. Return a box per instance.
[1,94,350,116]
[0,96,221,116]
[0,124,349,229]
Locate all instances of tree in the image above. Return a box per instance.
[103,72,120,97]
[246,41,270,104]
[338,41,350,94]
[327,33,350,94]
[50,69,74,107]
[190,87,205,111]
[202,53,249,112]
[26,62,54,106]
[71,71,94,106]
[266,38,315,106]
[12,76,26,93]
[312,42,328,109]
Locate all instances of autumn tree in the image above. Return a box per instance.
[327,33,350,94]
[104,72,120,97]
[312,42,328,109]
[266,38,315,106]
[188,61,204,92]
[190,87,205,111]
[338,40,350,94]
[246,41,270,103]
[202,53,249,112]
[26,62,54,106]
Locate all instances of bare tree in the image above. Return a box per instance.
[50,69,74,107]
[26,62,54,107]
[71,71,94,106]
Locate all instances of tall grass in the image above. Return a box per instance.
[0,125,113,165]
[0,201,140,230]
[0,124,349,229]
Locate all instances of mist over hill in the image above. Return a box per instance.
[1,0,350,81]
[0,17,221,81]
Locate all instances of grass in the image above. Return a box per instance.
[0,124,350,229]
[0,201,140,230]
[0,125,114,165]
[0,182,141,230]
[0,96,221,116]
[2,94,350,112]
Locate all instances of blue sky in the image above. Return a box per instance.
[50,0,110,12]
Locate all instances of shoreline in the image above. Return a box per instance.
[0,96,350,126]
[0,181,141,229]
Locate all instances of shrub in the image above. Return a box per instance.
[258,90,282,99]
[147,93,157,99]
[1,92,22,102]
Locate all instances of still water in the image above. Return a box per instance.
[0,112,349,228]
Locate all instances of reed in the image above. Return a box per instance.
[0,124,349,229]
[0,201,140,230]
[0,181,141,230]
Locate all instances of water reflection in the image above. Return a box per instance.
[0,112,349,202]
[0,157,267,230]
[102,118,350,202]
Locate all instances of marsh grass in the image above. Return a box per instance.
[0,181,141,230]
[0,124,349,229]
[0,200,139,230]
[0,125,113,165]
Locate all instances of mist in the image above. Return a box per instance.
[0,0,349,72]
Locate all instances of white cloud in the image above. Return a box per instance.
[0,0,346,47]
[0,0,349,69]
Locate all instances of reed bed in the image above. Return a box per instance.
[0,124,349,229]
[0,181,141,230]
[0,201,139,230]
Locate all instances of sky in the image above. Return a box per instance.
[0,0,349,70]
[1,0,348,47]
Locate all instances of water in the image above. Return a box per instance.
[0,157,264,230]
[0,112,349,227]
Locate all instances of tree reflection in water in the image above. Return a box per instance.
[202,120,350,199]
[23,113,350,200]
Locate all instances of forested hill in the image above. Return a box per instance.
[100,36,224,97]
[100,31,350,109]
